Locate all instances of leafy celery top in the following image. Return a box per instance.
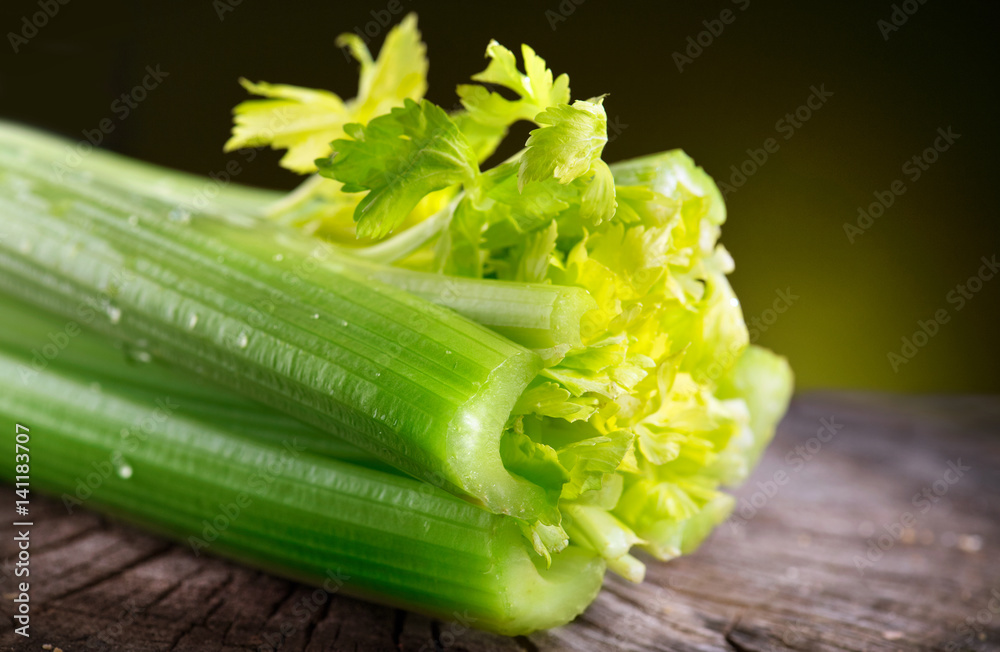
[225,14,793,580]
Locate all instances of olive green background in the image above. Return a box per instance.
[1,0,996,392]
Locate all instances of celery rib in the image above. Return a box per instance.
[0,294,605,634]
[0,121,592,352]
[0,140,562,526]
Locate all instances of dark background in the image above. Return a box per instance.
[1,0,996,392]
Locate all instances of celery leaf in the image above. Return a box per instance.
[319,99,479,238]
[458,41,570,128]
[225,14,427,173]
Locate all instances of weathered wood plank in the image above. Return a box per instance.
[2,393,998,651]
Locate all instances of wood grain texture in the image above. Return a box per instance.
[2,393,998,651]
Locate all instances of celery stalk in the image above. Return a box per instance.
[357,261,595,349]
[0,133,563,526]
[0,295,605,635]
[0,122,594,350]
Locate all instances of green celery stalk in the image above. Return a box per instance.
[0,122,595,350]
[356,260,595,349]
[0,122,277,215]
[0,295,605,635]
[0,129,565,526]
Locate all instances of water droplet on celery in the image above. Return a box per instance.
[168,208,191,224]
[186,313,199,330]
[311,313,320,320]
[116,463,133,479]
[340,320,348,327]
[729,297,740,307]
[235,332,249,349]
[273,253,284,262]
[445,350,452,355]
[107,305,122,324]
[125,344,152,364]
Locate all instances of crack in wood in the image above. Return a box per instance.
[391,609,407,649]
[723,630,759,652]
[39,542,172,607]
[431,620,445,652]
[30,522,104,556]
[301,591,335,651]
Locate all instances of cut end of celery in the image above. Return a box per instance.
[488,528,607,636]
[367,262,599,351]
[491,285,598,350]
[445,345,564,525]
[606,553,646,583]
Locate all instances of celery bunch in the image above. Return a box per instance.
[0,12,793,634]
[221,14,794,575]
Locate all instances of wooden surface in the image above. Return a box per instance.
[2,393,998,651]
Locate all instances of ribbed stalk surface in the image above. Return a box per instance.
[0,130,556,523]
[0,297,605,634]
